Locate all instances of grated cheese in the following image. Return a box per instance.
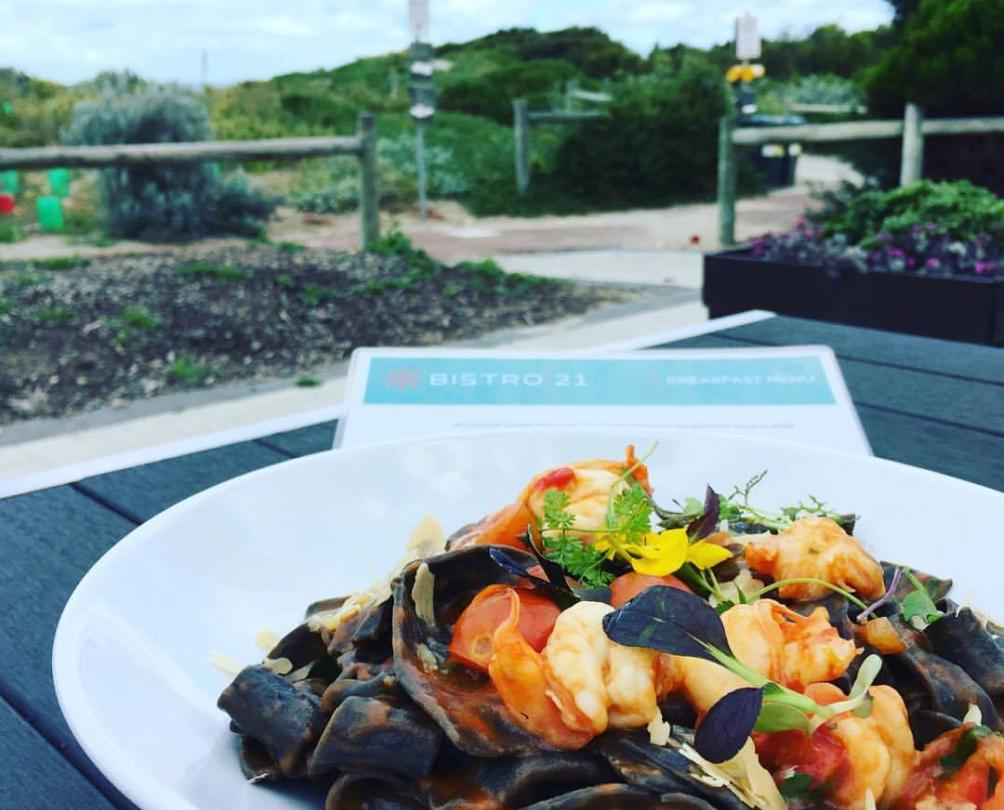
[208,650,245,677]
[254,627,279,652]
[963,703,983,726]
[646,710,671,746]
[677,738,785,810]
[412,562,437,627]
[262,656,293,675]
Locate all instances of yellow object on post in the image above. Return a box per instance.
[726,63,766,84]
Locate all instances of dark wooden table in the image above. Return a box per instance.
[2,315,1001,808]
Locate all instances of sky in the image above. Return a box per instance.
[0,0,893,86]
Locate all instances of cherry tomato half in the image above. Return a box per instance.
[610,572,692,608]
[449,585,561,672]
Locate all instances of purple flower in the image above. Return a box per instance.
[906,258,917,268]
[926,222,938,231]
[876,232,892,243]
[925,258,940,269]
[889,247,905,258]
[911,224,922,234]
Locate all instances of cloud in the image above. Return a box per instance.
[247,16,314,37]
[630,2,687,23]
[2,0,894,84]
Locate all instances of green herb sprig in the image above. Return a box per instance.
[540,489,613,588]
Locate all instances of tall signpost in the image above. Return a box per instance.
[408,0,435,220]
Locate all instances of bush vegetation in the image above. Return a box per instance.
[753,180,1004,277]
[63,85,277,239]
[4,11,997,222]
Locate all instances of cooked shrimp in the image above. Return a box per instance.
[675,599,857,713]
[805,683,915,810]
[541,601,660,735]
[745,516,886,602]
[897,724,1004,809]
[455,446,651,549]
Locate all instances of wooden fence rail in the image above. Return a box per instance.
[512,99,604,195]
[718,104,1004,246]
[0,112,381,248]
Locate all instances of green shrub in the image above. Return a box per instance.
[438,27,644,78]
[291,131,468,214]
[179,261,249,281]
[31,256,88,270]
[438,59,580,124]
[33,305,74,325]
[166,355,211,384]
[0,220,23,243]
[553,56,731,207]
[366,227,439,272]
[63,86,278,239]
[813,180,1004,243]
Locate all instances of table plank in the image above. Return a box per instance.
[666,333,1004,490]
[666,332,1004,435]
[0,695,119,809]
[256,420,337,457]
[715,316,1004,385]
[0,486,137,807]
[857,406,1004,489]
[74,440,289,523]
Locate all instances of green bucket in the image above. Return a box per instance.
[36,196,64,232]
[0,170,17,195]
[48,168,72,198]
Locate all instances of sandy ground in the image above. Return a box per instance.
[0,155,858,264]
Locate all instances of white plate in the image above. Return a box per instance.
[53,429,1004,810]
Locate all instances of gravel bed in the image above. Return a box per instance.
[0,246,624,423]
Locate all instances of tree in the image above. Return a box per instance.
[866,0,1004,192]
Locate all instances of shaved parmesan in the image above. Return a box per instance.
[963,703,983,726]
[647,711,671,746]
[412,562,437,627]
[254,627,279,652]
[677,738,785,810]
[262,656,293,675]
[208,651,244,677]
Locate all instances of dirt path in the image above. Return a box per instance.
[0,186,816,265]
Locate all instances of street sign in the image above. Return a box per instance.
[735,13,761,60]
[408,0,429,42]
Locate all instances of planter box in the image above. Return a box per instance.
[703,248,1004,346]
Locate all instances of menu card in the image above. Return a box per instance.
[336,346,871,455]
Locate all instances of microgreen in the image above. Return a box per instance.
[487,547,579,609]
[603,587,883,762]
[539,489,613,588]
[779,772,830,801]
[940,725,992,775]
[670,470,853,533]
[900,568,945,629]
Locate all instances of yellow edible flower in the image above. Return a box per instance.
[595,529,732,578]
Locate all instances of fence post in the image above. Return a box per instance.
[717,116,737,248]
[357,111,379,249]
[899,103,924,186]
[513,99,531,196]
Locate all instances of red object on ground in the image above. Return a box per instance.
[689,234,701,245]
[0,194,14,215]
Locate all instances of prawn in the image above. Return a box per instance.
[453,446,651,549]
[804,682,915,810]
[744,516,886,602]
[675,599,858,713]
